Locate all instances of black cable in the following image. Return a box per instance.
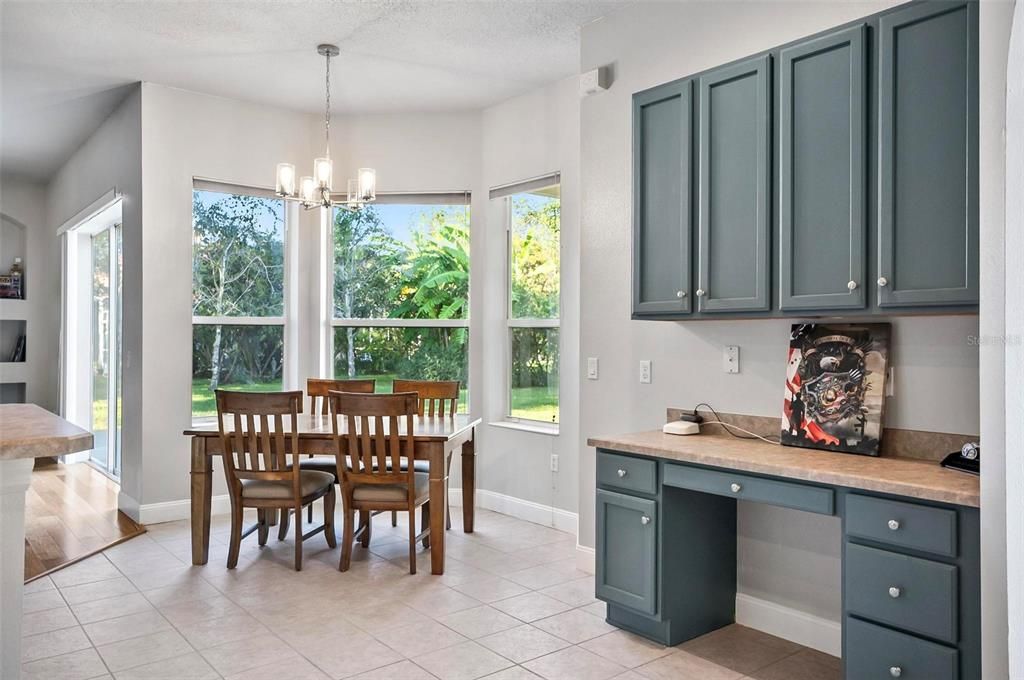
[692,402,781,443]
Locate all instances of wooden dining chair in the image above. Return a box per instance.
[216,390,336,571]
[329,391,430,574]
[391,379,460,529]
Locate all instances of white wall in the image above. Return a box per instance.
[578,0,986,652]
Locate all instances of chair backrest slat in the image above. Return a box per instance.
[307,378,375,416]
[216,390,303,490]
[328,392,418,490]
[392,379,459,417]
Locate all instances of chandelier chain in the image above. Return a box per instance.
[324,51,331,158]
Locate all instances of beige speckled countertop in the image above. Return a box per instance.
[588,430,980,508]
[0,404,94,461]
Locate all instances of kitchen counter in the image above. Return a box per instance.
[0,404,94,460]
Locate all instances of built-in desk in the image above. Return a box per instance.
[587,431,981,680]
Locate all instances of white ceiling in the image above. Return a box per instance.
[1,0,628,181]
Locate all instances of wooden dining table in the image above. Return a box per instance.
[185,413,480,575]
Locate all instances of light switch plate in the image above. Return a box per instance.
[587,357,599,380]
[640,360,652,384]
[723,346,740,374]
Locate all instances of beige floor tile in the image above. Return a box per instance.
[21,625,93,663]
[176,611,271,650]
[374,619,468,658]
[128,564,209,592]
[480,668,544,680]
[490,593,573,623]
[22,588,68,613]
[223,657,331,680]
[503,566,574,591]
[24,576,57,594]
[450,577,530,604]
[679,625,801,676]
[578,601,607,618]
[344,599,433,635]
[60,576,139,606]
[538,577,598,608]
[160,594,244,627]
[22,604,79,636]
[83,610,174,646]
[347,660,437,680]
[437,605,522,639]
[141,579,221,607]
[403,584,482,616]
[200,633,300,677]
[298,631,403,678]
[96,628,194,672]
[71,592,154,625]
[477,624,570,663]
[580,630,672,668]
[531,609,616,644]
[745,649,840,680]
[522,646,626,680]
[113,651,219,680]
[634,650,743,680]
[22,647,109,680]
[414,640,514,680]
[50,555,122,589]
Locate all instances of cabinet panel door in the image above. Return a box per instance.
[779,26,867,311]
[697,55,771,312]
[633,80,693,315]
[596,489,657,615]
[878,1,978,307]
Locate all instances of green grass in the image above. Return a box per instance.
[509,385,559,424]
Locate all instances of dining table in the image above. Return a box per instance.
[185,413,481,575]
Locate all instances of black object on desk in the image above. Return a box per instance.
[942,443,980,476]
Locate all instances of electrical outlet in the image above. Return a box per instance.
[640,360,652,384]
[587,357,599,380]
[550,454,559,472]
[723,346,740,374]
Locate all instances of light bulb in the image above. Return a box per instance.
[299,176,316,204]
[347,179,359,205]
[358,167,376,201]
[314,157,333,191]
[276,163,296,196]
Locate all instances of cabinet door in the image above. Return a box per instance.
[596,489,657,615]
[877,1,978,307]
[697,55,771,312]
[779,26,867,311]
[633,80,693,315]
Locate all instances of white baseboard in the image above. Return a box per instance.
[575,544,595,574]
[735,593,841,656]
[448,488,578,535]
[138,495,231,525]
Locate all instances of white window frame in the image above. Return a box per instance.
[494,174,561,428]
[327,192,472,404]
[191,179,293,422]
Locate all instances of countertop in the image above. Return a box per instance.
[588,430,980,507]
[0,404,94,461]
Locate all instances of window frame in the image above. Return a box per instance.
[190,179,293,422]
[499,176,561,428]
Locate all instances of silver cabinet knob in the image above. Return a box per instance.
[730,483,742,493]
[890,667,902,678]
[617,469,627,478]
[640,515,651,525]
[878,276,889,287]
[888,519,900,531]
[695,288,706,297]
[847,280,858,291]
[676,290,686,298]
[888,586,902,599]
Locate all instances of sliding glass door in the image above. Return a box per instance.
[87,224,122,477]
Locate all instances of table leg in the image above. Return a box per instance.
[190,436,212,566]
[0,457,34,678]
[462,434,475,533]
[427,443,447,575]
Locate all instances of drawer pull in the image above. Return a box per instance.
[640,515,651,526]
[617,469,628,478]
[888,519,900,531]
[730,483,742,493]
[889,667,902,678]
[888,586,901,599]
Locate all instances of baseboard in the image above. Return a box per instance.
[138,495,231,525]
[116,491,141,523]
[735,593,841,656]
[575,544,595,574]
[448,488,578,535]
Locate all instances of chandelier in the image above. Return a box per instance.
[275,44,376,211]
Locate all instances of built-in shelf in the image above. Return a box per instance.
[0,382,26,404]
[0,319,26,362]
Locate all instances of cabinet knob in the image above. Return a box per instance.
[878,276,889,287]
[640,515,651,525]
[730,483,742,493]
[888,519,900,531]
[847,280,858,291]
[696,288,706,297]
[889,667,902,678]
[676,290,686,298]
[888,586,902,599]
[617,469,627,478]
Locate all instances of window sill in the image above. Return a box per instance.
[488,420,560,437]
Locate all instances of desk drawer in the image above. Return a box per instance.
[845,616,958,680]
[663,464,834,515]
[597,451,658,495]
[845,543,958,643]
[846,494,957,558]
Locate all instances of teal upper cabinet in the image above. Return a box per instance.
[877,1,978,307]
[697,55,771,313]
[632,80,693,316]
[778,26,867,311]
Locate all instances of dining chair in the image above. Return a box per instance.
[329,391,431,574]
[302,378,376,521]
[391,379,460,529]
[216,390,336,571]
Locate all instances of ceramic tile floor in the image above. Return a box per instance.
[21,507,841,680]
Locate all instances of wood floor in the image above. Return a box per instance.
[24,462,145,582]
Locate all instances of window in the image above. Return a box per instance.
[496,177,560,424]
[191,183,287,418]
[331,195,470,411]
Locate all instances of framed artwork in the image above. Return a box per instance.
[781,323,891,456]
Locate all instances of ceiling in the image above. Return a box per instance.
[0,0,628,181]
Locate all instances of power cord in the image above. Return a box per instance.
[691,402,781,445]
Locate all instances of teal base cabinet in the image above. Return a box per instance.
[593,449,981,679]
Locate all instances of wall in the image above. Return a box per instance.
[46,86,144,510]
[578,0,985,653]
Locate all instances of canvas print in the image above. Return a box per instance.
[781,323,891,456]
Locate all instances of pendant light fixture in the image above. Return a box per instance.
[275,44,376,210]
